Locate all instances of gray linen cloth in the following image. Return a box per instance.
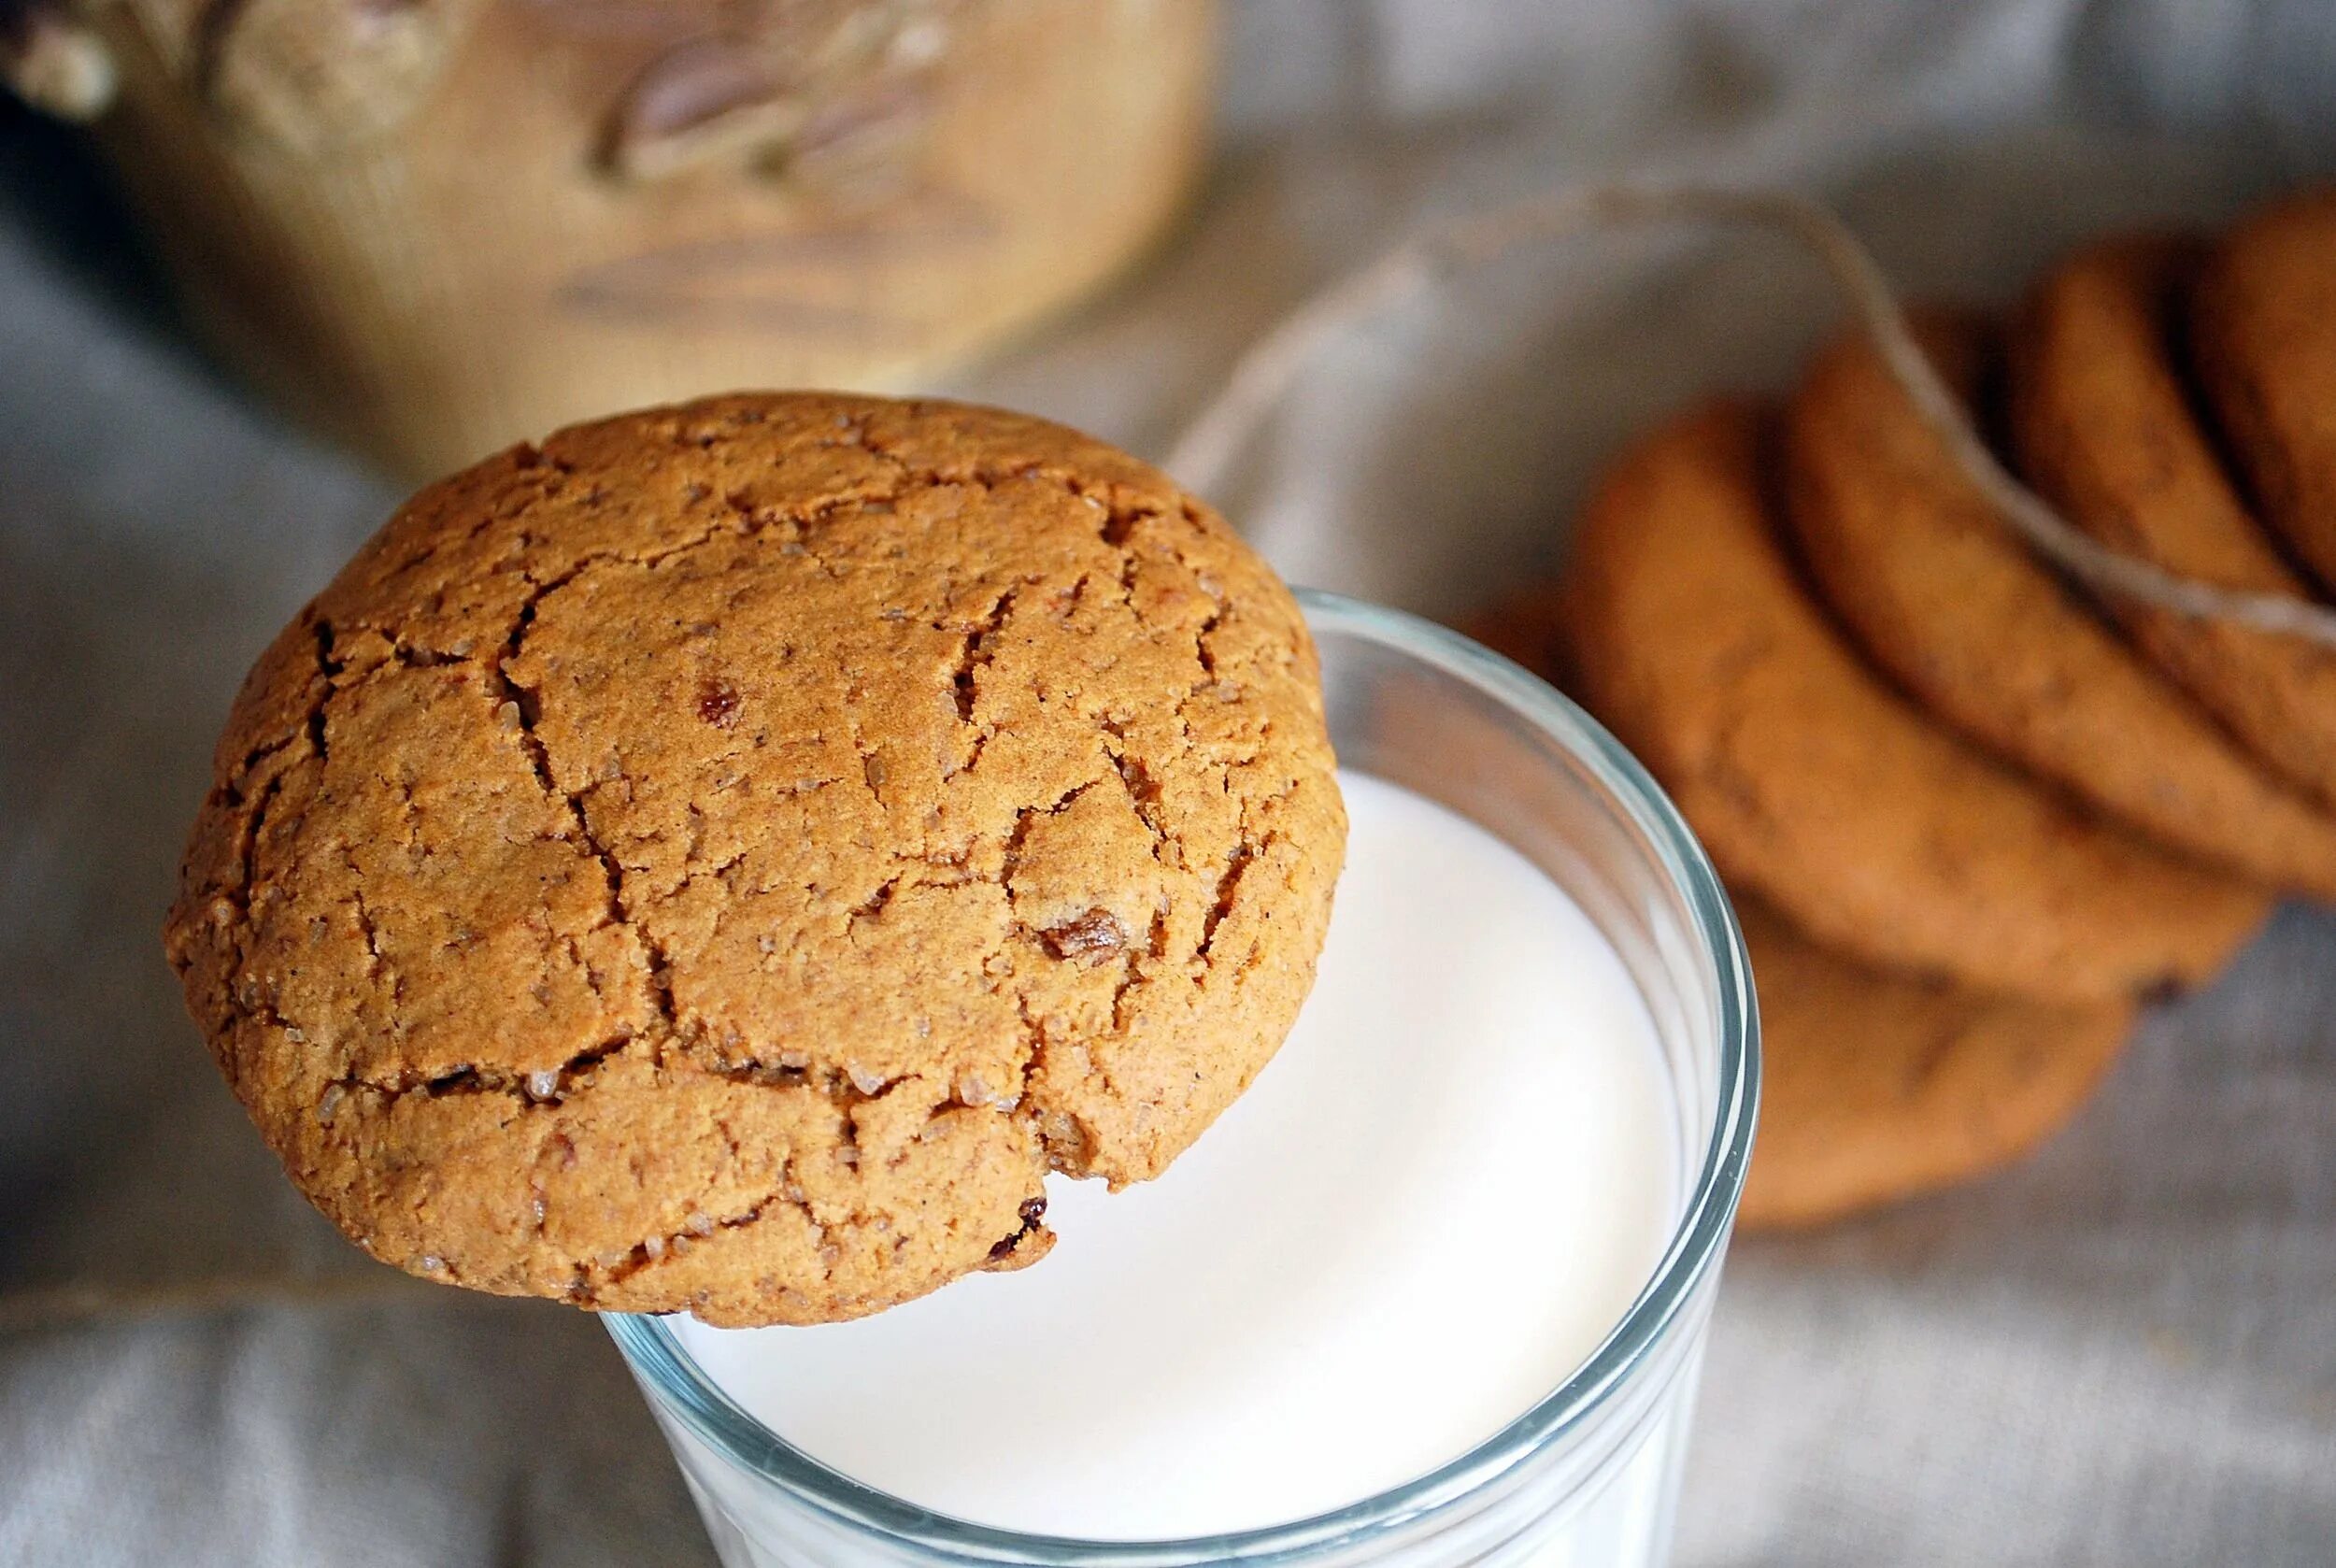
[4,2,2333,1562]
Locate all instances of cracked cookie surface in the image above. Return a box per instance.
[164,392,1346,1326]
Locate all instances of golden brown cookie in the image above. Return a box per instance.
[1560,400,2268,1002]
[1784,312,2336,898]
[2009,235,2336,810]
[1735,898,2131,1230]
[2191,189,2336,590]
[1471,588,2134,1227]
[164,392,1347,1326]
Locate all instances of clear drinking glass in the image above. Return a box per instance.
[606,589,1759,1568]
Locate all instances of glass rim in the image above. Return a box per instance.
[606,587,1760,1565]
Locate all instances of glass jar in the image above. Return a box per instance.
[607,588,1759,1567]
[64,0,1217,478]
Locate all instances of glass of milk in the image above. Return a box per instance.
[607,589,1759,1567]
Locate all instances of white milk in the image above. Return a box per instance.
[672,771,1682,1546]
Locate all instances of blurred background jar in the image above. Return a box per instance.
[2,0,1215,477]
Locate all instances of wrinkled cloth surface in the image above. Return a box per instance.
[4,2,2334,1563]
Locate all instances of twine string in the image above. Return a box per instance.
[1164,182,2336,649]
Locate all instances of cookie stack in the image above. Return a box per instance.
[1477,187,2336,1230]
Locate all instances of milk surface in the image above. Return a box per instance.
[672,771,1679,1540]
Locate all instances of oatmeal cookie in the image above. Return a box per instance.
[2009,235,2336,809]
[1735,898,2131,1230]
[1560,400,2267,1001]
[164,392,1346,1326]
[2191,189,2336,591]
[1785,311,2336,896]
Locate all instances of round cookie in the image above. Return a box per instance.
[1784,312,2336,898]
[2190,189,2336,591]
[1471,588,2135,1226]
[164,392,1347,1326]
[2008,234,2336,810]
[1558,400,2269,1002]
[1735,898,2131,1230]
